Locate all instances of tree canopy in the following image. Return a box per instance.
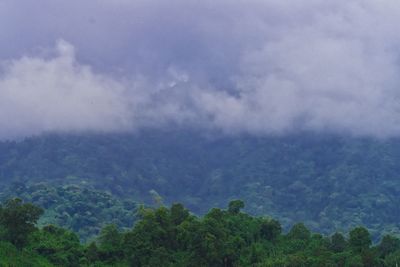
[0,198,399,266]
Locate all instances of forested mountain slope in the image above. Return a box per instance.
[1,131,400,239]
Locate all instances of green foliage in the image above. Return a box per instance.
[28,225,82,266]
[379,235,400,258]
[97,224,123,262]
[384,250,400,267]
[330,232,347,253]
[4,132,400,265]
[0,198,400,266]
[260,218,282,241]
[2,132,400,240]
[96,201,400,267]
[0,183,138,242]
[0,241,53,266]
[287,223,311,241]
[84,242,100,264]
[228,199,245,214]
[349,227,372,252]
[0,198,43,248]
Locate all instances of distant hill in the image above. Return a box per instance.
[1,130,400,240]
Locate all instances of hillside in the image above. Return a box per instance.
[1,131,400,239]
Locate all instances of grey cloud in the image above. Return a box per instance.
[2,0,400,138]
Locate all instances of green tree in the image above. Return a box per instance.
[28,225,82,266]
[0,198,43,248]
[170,203,189,226]
[260,218,282,241]
[330,232,346,253]
[384,250,400,267]
[98,224,123,262]
[378,235,400,257]
[287,223,311,241]
[228,200,245,215]
[85,242,99,264]
[349,227,371,252]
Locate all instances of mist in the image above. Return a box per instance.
[2,0,400,139]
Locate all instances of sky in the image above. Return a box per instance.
[1,0,400,139]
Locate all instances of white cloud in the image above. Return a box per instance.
[3,1,400,138]
[0,40,133,139]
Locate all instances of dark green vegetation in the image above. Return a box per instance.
[2,198,400,267]
[0,183,138,242]
[1,131,400,240]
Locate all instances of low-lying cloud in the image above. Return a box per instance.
[0,41,133,139]
[2,0,400,138]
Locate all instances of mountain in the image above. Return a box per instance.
[1,130,400,240]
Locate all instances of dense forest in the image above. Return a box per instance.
[0,183,138,242]
[1,131,400,241]
[2,198,400,266]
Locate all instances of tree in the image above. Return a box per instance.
[85,242,99,264]
[260,219,282,241]
[228,200,244,215]
[28,225,82,266]
[330,232,347,253]
[98,224,123,262]
[287,223,311,241]
[0,198,43,248]
[170,203,189,226]
[384,250,400,267]
[378,235,400,257]
[349,227,371,252]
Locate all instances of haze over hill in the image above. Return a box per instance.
[2,1,400,139]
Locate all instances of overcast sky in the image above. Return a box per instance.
[1,0,400,139]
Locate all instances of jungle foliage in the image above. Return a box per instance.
[0,183,138,242]
[2,198,400,267]
[1,131,400,239]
